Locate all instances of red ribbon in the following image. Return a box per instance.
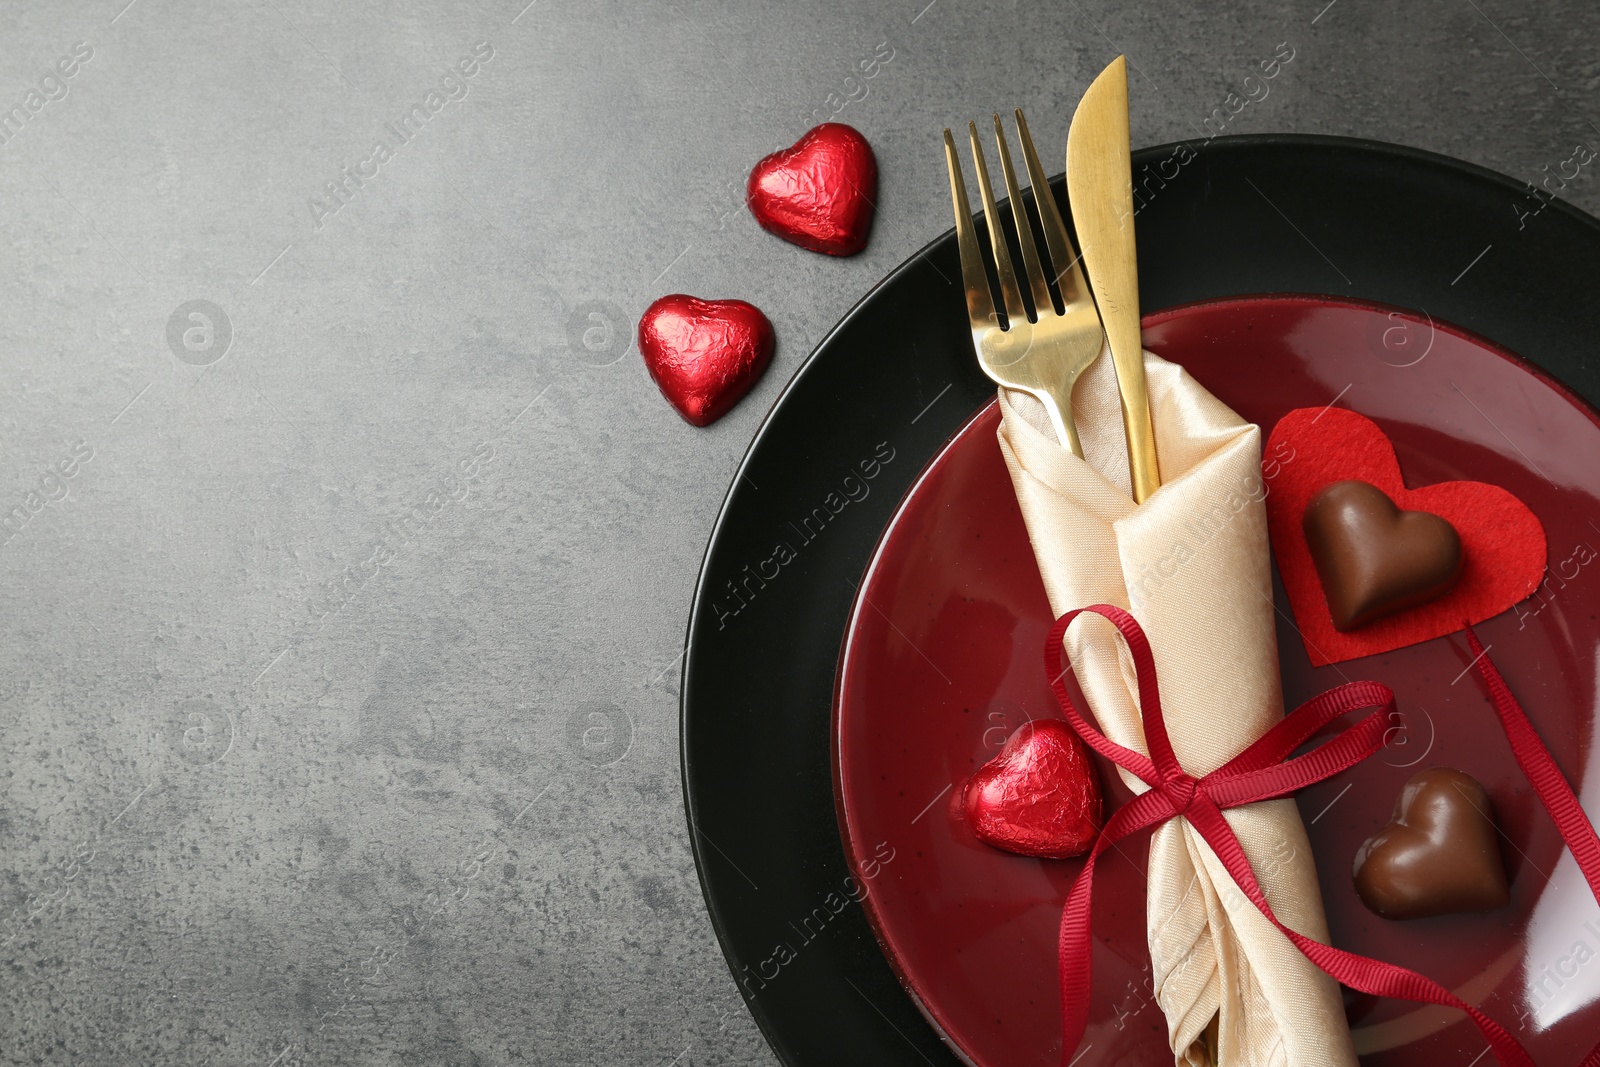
[1046,605,1600,1067]
[1465,626,1600,1067]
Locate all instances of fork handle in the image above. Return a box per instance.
[1036,390,1084,459]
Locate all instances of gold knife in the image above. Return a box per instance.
[1066,55,1161,503]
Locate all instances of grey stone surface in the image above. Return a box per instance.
[0,0,1596,1063]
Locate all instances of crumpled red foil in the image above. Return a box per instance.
[638,294,774,427]
[962,719,1102,859]
[747,123,877,256]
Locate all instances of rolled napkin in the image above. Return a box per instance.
[997,349,1356,1067]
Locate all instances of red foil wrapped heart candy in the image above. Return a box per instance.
[747,123,878,256]
[962,719,1103,859]
[638,294,775,427]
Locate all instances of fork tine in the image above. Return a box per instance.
[968,121,1028,327]
[1015,108,1088,306]
[992,113,1055,317]
[943,129,997,329]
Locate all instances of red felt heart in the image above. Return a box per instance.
[1265,407,1546,665]
[638,294,775,427]
[961,719,1102,859]
[747,123,877,256]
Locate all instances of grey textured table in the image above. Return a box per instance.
[2,1,1598,1064]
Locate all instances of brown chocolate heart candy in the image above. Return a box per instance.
[1302,479,1464,631]
[1353,767,1510,921]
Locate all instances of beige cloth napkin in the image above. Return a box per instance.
[997,349,1356,1067]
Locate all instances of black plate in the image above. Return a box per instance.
[678,134,1600,1065]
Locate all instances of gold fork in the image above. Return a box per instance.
[943,110,1104,457]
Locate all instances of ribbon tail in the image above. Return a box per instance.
[1057,846,1098,1066]
[1057,789,1177,1066]
[1465,627,1600,1067]
[1181,796,1536,1067]
[1465,626,1600,902]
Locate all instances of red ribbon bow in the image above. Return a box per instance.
[1046,605,1600,1067]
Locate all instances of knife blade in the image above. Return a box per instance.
[1066,55,1161,503]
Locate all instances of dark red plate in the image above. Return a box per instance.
[834,295,1600,1065]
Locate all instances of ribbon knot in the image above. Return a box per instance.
[1157,772,1200,817]
[1044,604,1557,1067]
